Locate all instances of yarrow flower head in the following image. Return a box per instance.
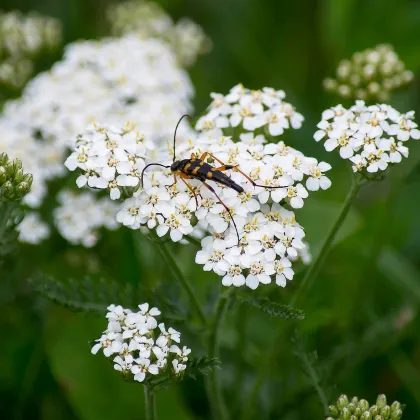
[91,303,191,384]
[0,10,62,89]
[327,393,404,420]
[68,85,329,290]
[65,122,148,200]
[314,101,419,176]
[323,44,413,101]
[195,84,304,136]
[54,190,119,247]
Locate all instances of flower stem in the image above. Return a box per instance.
[153,235,207,326]
[207,288,232,420]
[144,386,156,420]
[291,174,364,307]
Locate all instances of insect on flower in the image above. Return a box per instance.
[141,115,286,244]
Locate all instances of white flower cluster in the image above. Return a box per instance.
[117,130,327,289]
[92,304,191,382]
[0,32,195,246]
[323,44,414,101]
[0,34,193,209]
[17,212,50,244]
[0,10,62,88]
[54,190,119,247]
[65,122,149,200]
[314,101,420,173]
[196,84,304,136]
[108,0,210,67]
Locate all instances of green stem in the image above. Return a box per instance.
[291,174,364,307]
[144,386,156,420]
[207,289,232,420]
[153,236,207,326]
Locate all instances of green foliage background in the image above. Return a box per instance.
[1,0,420,419]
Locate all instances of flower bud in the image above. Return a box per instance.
[350,416,358,420]
[328,405,339,416]
[370,405,379,416]
[390,409,403,420]
[347,402,356,413]
[351,396,359,405]
[361,412,372,420]
[376,395,387,409]
[374,416,383,420]
[359,399,370,412]
[341,407,350,420]
[1,181,15,200]
[390,401,401,412]
[338,394,349,410]
[379,405,390,417]
[0,166,7,184]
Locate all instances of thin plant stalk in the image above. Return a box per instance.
[144,386,156,420]
[291,174,365,307]
[152,234,207,325]
[207,288,233,420]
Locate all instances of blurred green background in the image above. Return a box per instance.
[2,0,420,419]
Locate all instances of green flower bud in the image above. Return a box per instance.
[361,412,372,420]
[359,400,370,412]
[329,405,339,416]
[374,416,383,420]
[354,407,363,416]
[341,407,350,420]
[370,406,379,416]
[390,409,403,420]
[0,166,7,184]
[380,406,390,417]
[13,168,25,184]
[338,395,349,410]
[349,416,358,420]
[390,401,401,412]
[347,403,356,413]
[0,153,9,166]
[351,397,359,405]
[376,395,387,409]
[16,181,31,196]
[1,181,15,200]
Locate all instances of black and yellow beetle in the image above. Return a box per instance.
[141,115,284,244]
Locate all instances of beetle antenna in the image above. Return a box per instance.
[141,163,170,188]
[173,114,192,163]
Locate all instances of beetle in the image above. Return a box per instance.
[141,115,285,244]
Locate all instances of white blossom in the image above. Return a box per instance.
[92,303,191,382]
[17,212,50,244]
[315,101,419,174]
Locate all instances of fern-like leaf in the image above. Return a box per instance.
[292,330,330,413]
[146,356,220,392]
[237,295,305,320]
[30,273,185,321]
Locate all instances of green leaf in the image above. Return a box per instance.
[237,296,305,320]
[30,274,185,321]
[147,356,220,392]
[292,331,330,413]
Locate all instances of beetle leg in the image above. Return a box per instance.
[201,181,240,245]
[179,175,199,210]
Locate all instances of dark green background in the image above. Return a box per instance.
[1,0,420,419]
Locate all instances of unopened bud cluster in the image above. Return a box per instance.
[327,394,403,420]
[0,10,62,88]
[0,153,32,201]
[324,44,413,101]
[107,0,211,67]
